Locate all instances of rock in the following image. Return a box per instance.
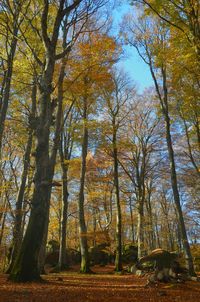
[130,265,137,274]
[169,268,176,278]
[135,270,144,276]
[157,271,165,281]
[148,274,156,283]
[122,244,138,264]
[189,276,199,282]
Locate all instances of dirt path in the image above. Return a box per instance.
[0,266,199,302]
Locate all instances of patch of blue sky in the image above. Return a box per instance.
[111,3,153,92]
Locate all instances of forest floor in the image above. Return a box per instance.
[0,265,200,302]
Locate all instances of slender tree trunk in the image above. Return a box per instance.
[0,5,20,155]
[181,114,200,177]
[7,79,37,273]
[78,102,90,273]
[145,199,154,251]
[113,123,123,272]
[154,213,161,248]
[149,61,196,275]
[165,113,196,274]
[57,49,71,271]
[137,200,144,259]
[58,137,70,270]
[161,67,196,276]
[58,170,69,270]
[136,148,146,258]
[167,221,174,251]
[58,123,74,271]
[0,211,7,247]
[0,196,7,231]
[92,205,97,247]
[129,197,135,243]
[194,114,200,150]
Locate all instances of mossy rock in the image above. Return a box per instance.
[89,243,112,266]
[122,244,138,264]
[45,248,81,267]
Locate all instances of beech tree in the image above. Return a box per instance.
[58,108,76,270]
[7,76,37,273]
[66,31,119,273]
[9,0,106,282]
[101,70,131,271]
[123,12,196,275]
[119,97,161,258]
[0,1,30,155]
[0,0,199,281]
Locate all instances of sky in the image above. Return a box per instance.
[112,3,153,92]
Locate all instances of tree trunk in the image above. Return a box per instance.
[0,5,20,155]
[9,51,56,281]
[149,61,196,276]
[145,194,155,251]
[57,49,72,271]
[37,203,51,274]
[7,79,36,273]
[129,197,135,243]
[78,102,90,273]
[0,211,7,247]
[137,201,144,259]
[8,0,84,282]
[113,123,123,272]
[161,67,196,276]
[154,213,161,248]
[58,155,69,270]
[165,112,196,275]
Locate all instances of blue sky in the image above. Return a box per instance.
[112,3,153,92]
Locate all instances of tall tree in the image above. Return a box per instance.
[123,13,196,275]
[58,110,75,271]
[0,1,29,155]
[66,32,118,273]
[7,76,37,273]
[102,71,130,271]
[9,0,101,282]
[119,97,161,257]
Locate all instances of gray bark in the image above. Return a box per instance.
[149,62,196,275]
[7,79,37,273]
[112,120,123,272]
[78,100,90,273]
[9,0,83,282]
[58,125,73,270]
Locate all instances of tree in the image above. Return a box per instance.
[123,12,196,275]
[66,31,119,273]
[119,96,161,257]
[134,0,200,60]
[0,1,30,155]
[58,109,76,270]
[101,70,131,271]
[9,0,103,282]
[7,76,37,273]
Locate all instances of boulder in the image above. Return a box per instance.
[135,270,145,276]
[89,243,112,266]
[122,244,138,264]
